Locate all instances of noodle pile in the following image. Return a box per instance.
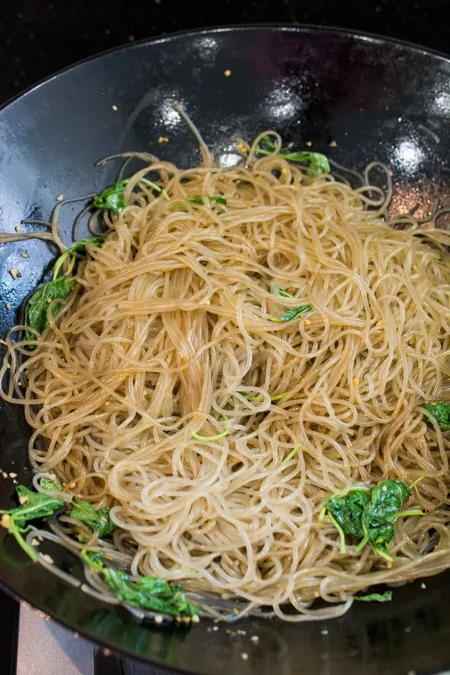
[2,129,450,622]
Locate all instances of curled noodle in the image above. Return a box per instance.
[2,140,450,622]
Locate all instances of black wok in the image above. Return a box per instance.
[1,25,450,675]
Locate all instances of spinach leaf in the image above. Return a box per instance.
[53,236,106,280]
[424,402,450,431]
[358,480,414,559]
[323,479,423,561]
[0,478,64,562]
[93,180,128,214]
[26,236,105,341]
[82,551,198,618]
[326,489,370,539]
[355,591,392,602]
[271,305,312,322]
[188,195,227,205]
[25,276,77,340]
[257,136,330,177]
[69,500,116,539]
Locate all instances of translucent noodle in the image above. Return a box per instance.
[2,135,450,622]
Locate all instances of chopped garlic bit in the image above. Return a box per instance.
[305,319,311,325]
[154,615,163,624]
[112,105,118,111]
[56,193,64,201]
[2,472,7,479]
[5,303,11,310]
[9,472,17,478]
[353,378,360,387]
[250,635,259,643]
[158,136,169,143]
[241,653,249,661]
[15,224,22,233]
[224,69,231,77]
[306,141,312,147]
[1,514,11,529]
[41,553,54,565]
[329,140,337,147]
[31,539,39,547]
[21,250,29,259]
[376,319,383,327]
[18,495,28,504]
[9,268,21,280]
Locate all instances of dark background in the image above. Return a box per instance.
[0,0,449,105]
[0,1,449,671]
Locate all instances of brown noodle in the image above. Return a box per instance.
[2,131,450,622]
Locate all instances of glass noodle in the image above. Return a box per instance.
[1,110,450,622]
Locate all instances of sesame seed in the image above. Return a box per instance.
[306,141,312,147]
[2,472,7,479]
[241,653,248,660]
[212,625,219,631]
[154,615,163,624]
[5,303,11,310]
[9,473,17,478]
[56,193,64,201]
[421,582,426,589]
[112,105,118,111]
[224,69,231,77]
[250,635,259,643]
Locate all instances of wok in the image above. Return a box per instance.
[1,25,450,675]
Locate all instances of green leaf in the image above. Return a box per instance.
[93,180,128,214]
[359,480,411,555]
[25,276,77,339]
[188,195,227,205]
[355,591,392,603]
[326,489,370,539]
[70,500,116,538]
[324,479,422,561]
[82,551,198,618]
[53,236,106,280]
[272,305,312,322]
[424,402,450,431]
[256,136,330,177]
[0,478,64,562]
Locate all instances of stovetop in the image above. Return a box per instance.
[1,1,449,673]
[16,603,166,675]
